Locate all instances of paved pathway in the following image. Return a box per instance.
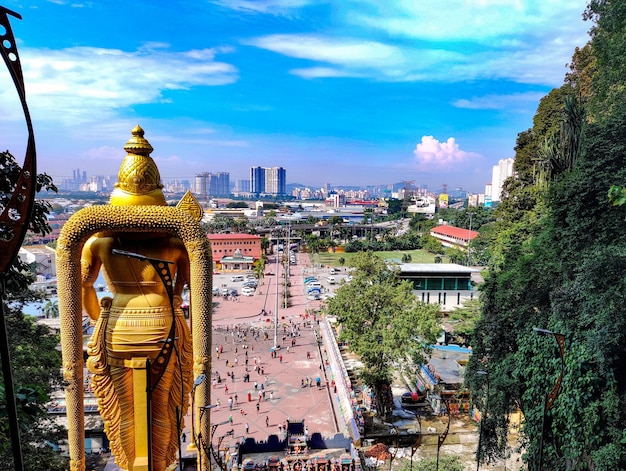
[179,252,340,468]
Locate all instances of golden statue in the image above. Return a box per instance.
[57,126,213,471]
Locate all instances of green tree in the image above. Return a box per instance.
[0,151,67,469]
[420,234,444,255]
[326,252,441,418]
[226,201,248,208]
[446,247,465,265]
[446,299,481,346]
[467,4,626,467]
[41,299,59,319]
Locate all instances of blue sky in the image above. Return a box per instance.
[1,0,590,192]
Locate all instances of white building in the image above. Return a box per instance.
[491,158,515,202]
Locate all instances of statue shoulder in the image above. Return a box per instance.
[83,235,115,255]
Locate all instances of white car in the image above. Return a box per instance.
[242,286,255,296]
[326,276,336,284]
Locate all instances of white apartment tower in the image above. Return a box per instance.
[491,158,515,202]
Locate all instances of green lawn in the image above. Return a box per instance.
[309,249,447,267]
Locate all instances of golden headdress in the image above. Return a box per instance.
[109,125,167,206]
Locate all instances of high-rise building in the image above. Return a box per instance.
[234,179,250,193]
[250,167,265,194]
[195,171,230,198]
[491,158,515,202]
[265,167,286,195]
[250,166,286,195]
[195,173,208,198]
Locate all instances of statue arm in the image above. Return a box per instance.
[81,238,103,321]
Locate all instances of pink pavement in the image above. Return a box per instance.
[181,252,342,460]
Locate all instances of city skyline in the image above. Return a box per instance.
[1,1,590,193]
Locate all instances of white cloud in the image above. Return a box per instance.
[347,0,587,42]
[290,66,355,79]
[452,92,546,110]
[213,0,322,14]
[413,136,481,171]
[240,1,589,86]
[244,29,582,85]
[245,34,404,68]
[0,45,238,126]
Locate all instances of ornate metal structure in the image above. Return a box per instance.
[0,6,37,471]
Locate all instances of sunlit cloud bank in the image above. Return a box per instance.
[413,136,481,172]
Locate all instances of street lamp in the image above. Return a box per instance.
[475,371,489,471]
[274,244,280,350]
[533,327,565,471]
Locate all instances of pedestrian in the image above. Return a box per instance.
[225,385,229,394]
[256,402,260,413]
[234,394,238,404]
[266,416,269,427]
[245,423,249,433]
[270,391,274,400]
[279,355,283,363]
[228,397,233,410]
[229,415,233,424]
[254,381,258,390]
[182,432,186,443]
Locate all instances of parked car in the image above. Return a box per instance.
[326,276,336,284]
[230,275,245,282]
[304,276,317,283]
[243,280,258,288]
[242,286,255,296]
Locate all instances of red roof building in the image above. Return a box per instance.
[430,225,479,250]
[207,233,262,270]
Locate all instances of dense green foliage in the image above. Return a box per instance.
[466,3,626,469]
[326,252,441,418]
[0,151,67,469]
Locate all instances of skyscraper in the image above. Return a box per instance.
[195,171,230,198]
[265,167,286,195]
[250,166,265,195]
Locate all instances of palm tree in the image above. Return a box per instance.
[42,299,59,318]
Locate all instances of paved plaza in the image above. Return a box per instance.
[105,252,345,470]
